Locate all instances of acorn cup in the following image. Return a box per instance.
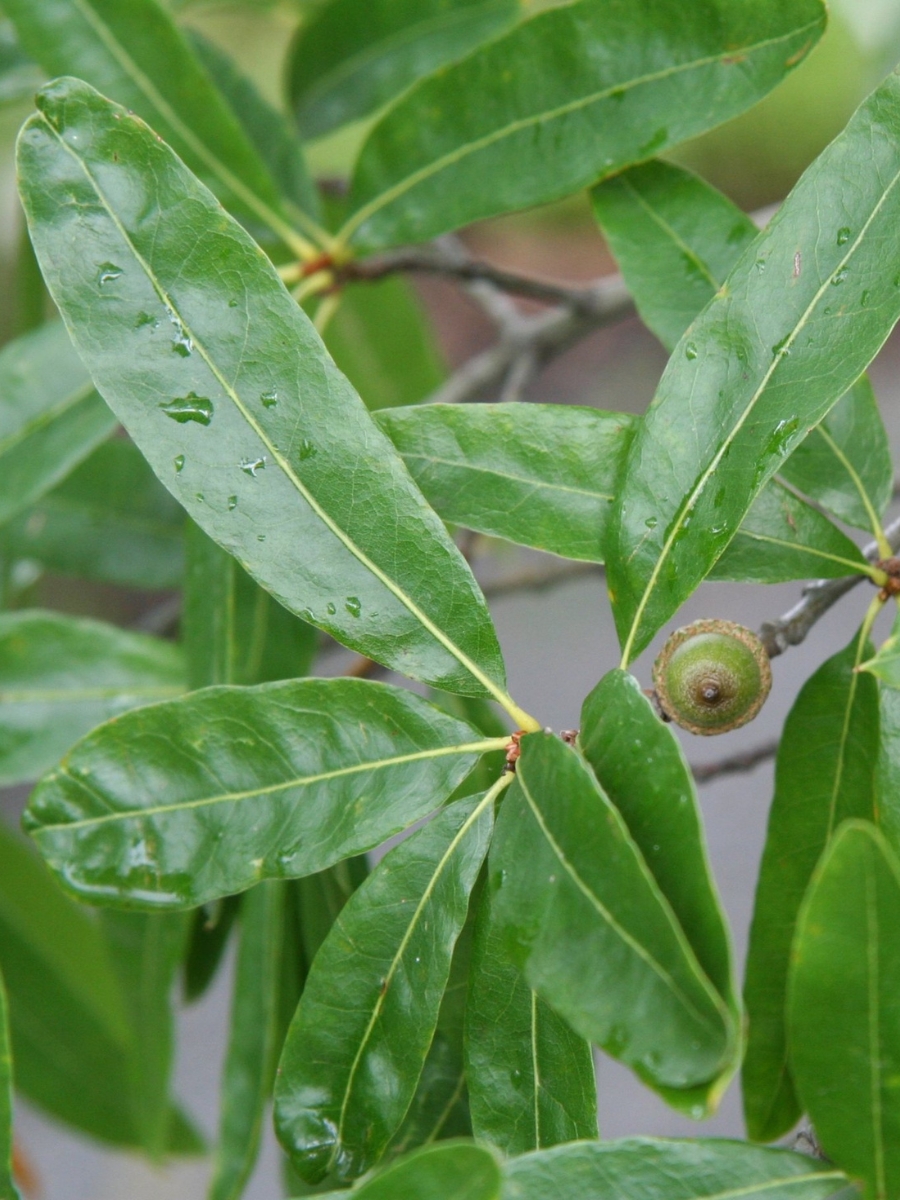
[652,619,772,736]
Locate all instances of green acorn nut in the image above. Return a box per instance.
[652,619,772,736]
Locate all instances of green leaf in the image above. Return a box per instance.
[2,0,309,253]
[184,523,316,691]
[301,1141,502,1200]
[18,78,517,711]
[210,882,285,1200]
[743,629,879,1142]
[6,439,185,590]
[377,404,635,563]
[0,321,115,530]
[295,858,371,971]
[98,908,190,1157]
[608,71,900,661]
[0,967,19,1200]
[592,160,890,562]
[275,793,494,1183]
[183,895,241,1004]
[501,1138,850,1200]
[876,680,900,854]
[0,820,191,1149]
[187,30,320,220]
[25,677,503,908]
[326,279,445,412]
[0,19,42,108]
[591,159,757,353]
[860,607,900,689]
[340,0,825,253]
[780,375,893,534]
[578,669,738,1113]
[0,610,184,786]
[707,478,870,584]
[288,0,520,139]
[465,882,596,1155]
[789,821,900,1200]
[489,733,733,1092]
[389,1031,470,1158]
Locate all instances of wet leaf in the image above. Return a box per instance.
[608,73,900,660]
[0,321,115,529]
[489,733,734,1093]
[275,795,493,1183]
[0,610,184,786]
[25,677,502,908]
[789,821,900,1200]
[377,404,636,563]
[465,883,597,1154]
[743,630,879,1142]
[341,0,824,252]
[17,78,513,706]
[288,0,520,139]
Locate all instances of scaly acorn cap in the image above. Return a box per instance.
[652,618,772,736]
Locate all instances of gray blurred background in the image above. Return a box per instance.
[2,0,900,1194]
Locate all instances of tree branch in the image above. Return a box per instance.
[691,739,779,784]
[759,512,900,658]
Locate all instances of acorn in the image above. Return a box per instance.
[652,619,771,736]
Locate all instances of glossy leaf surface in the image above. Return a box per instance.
[310,1141,502,1200]
[465,883,596,1154]
[0,968,18,1200]
[25,677,495,908]
[188,30,319,219]
[707,479,869,583]
[289,0,520,139]
[18,78,509,703]
[609,73,900,660]
[211,882,285,1200]
[592,158,889,568]
[876,681,900,854]
[0,321,115,529]
[390,1030,470,1158]
[275,795,493,1183]
[326,279,445,412]
[489,733,732,1091]
[502,1138,850,1200]
[0,822,192,1149]
[99,909,190,1156]
[378,404,635,563]
[580,672,735,1006]
[3,0,304,250]
[579,669,738,1113]
[789,821,900,1200]
[591,160,757,352]
[780,375,892,533]
[6,440,185,591]
[743,631,879,1142]
[183,524,315,691]
[342,0,824,252]
[0,611,184,786]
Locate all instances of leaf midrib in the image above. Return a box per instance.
[621,153,900,662]
[341,19,821,243]
[41,112,508,706]
[397,449,613,502]
[729,528,868,574]
[516,770,726,1043]
[333,790,493,1162]
[36,739,500,833]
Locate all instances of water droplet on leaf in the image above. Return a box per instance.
[644,516,658,529]
[299,439,316,461]
[97,262,123,286]
[831,267,849,286]
[173,454,185,473]
[159,393,213,425]
[837,227,851,245]
[261,389,278,409]
[227,495,237,510]
[685,343,698,361]
[326,602,336,615]
[240,456,266,477]
[345,596,361,618]
[135,311,158,330]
